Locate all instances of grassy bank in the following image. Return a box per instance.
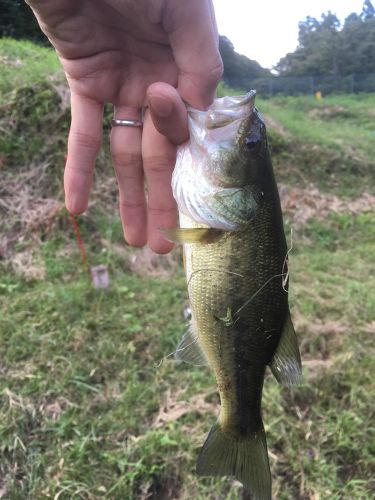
[0,38,61,96]
[259,93,375,195]
[1,40,374,499]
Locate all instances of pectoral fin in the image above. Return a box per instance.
[270,312,302,385]
[175,321,208,366]
[160,227,224,245]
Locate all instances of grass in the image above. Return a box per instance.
[0,38,61,97]
[260,94,375,164]
[258,94,375,195]
[1,39,375,499]
[1,211,374,499]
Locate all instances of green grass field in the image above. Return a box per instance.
[1,41,374,499]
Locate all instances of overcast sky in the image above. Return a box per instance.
[212,0,366,69]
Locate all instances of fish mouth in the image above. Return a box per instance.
[187,91,256,130]
[186,91,257,155]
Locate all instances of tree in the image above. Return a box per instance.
[276,12,341,76]
[276,1,375,77]
[0,0,48,43]
[361,0,375,20]
[219,36,270,89]
[338,8,375,76]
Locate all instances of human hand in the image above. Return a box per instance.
[26,0,223,253]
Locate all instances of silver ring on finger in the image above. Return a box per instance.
[111,118,143,128]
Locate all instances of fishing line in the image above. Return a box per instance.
[233,272,288,323]
[187,268,244,287]
[154,337,199,368]
[69,212,91,277]
[233,228,294,321]
[282,228,294,292]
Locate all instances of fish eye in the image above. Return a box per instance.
[245,135,262,153]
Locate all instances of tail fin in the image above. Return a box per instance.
[196,423,271,500]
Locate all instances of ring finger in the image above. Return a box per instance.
[110,105,146,247]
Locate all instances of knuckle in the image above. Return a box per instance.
[112,151,142,169]
[70,129,101,151]
[144,155,176,173]
[208,57,224,83]
[148,204,176,216]
[65,163,92,176]
[120,199,145,210]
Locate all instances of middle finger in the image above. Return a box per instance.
[142,109,177,254]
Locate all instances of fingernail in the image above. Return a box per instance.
[65,192,86,214]
[150,95,173,118]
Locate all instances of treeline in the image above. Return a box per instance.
[276,0,375,76]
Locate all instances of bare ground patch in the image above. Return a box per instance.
[279,184,375,229]
[127,246,180,278]
[153,389,218,429]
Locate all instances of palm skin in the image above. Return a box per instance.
[26,0,223,252]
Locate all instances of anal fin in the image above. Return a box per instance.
[270,311,302,385]
[175,321,208,366]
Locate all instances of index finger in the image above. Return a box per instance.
[64,92,103,214]
[163,0,223,109]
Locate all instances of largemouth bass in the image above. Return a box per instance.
[163,92,302,500]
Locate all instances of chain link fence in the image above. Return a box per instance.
[246,73,375,97]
